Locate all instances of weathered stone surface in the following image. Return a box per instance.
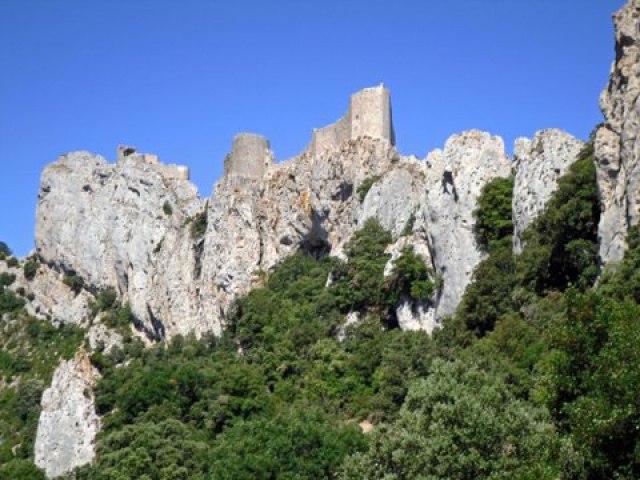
[86,322,123,354]
[360,168,422,238]
[0,257,92,326]
[595,0,640,264]
[33,88,512,338]
[34,349,100,479]
[308,84,394,154]
[513,129,585,252]
[35,149,203,339]
[419,130,512,318]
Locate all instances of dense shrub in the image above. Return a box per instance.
[162,200,173,216]
[191,206,208,240]
[23,259,39,281]
[517,146,599,294]
[536,292,640,478]
[357,176,381,202]
[343,358,582,479]
[331,218,392,313]
[473,176,514,251]
[0,241,11,259]
[385,245,437,305]
[208,408,367,480]
[63,274,84,293]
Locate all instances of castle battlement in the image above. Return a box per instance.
[308,84,395,154]
[224,133,274,179]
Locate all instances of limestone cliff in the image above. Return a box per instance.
[595,0,640,264]
[34,349,100,478]
[34,95,515,339]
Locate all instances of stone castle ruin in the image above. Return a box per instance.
[308,84,395,155]
[224,133,274,179]
[222,84,395,180]
[116,144,190,181]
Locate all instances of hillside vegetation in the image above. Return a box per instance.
[1,140,639,479]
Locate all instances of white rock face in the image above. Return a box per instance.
[595,0,640,264]
[33,89,512,338]
[420,130,512,317]
[34,350,100,479]
[86,322,123,354]
[513,129,585,252]
[395,296,439,333]
[36,149,203,339]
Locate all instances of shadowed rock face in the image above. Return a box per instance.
[596,0,640,264]
[34,350,100,479]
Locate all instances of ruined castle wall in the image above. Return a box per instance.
[225,133,272,179]
[307,84,395,154]
[351,85,394,144]
[310,112,352,154]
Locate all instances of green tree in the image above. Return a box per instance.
[517,146,599,294]
[331,218,392,313]
[75,418,209,480]
[342,358,582,479]
[208,408,367,480]
[385,245,437,306]
[0,459,45,480]
[473,176,514,252]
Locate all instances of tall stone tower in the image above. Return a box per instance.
[309,84,395,154]
[224,133,274,179]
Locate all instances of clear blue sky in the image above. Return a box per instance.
[0,0,624,256]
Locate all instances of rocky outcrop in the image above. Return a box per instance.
[595,0,640,264]
[0,256,92,326]
[513,129,585,252]
[34,349,100,479]
[35,149,204,339]
[420,131,512,317]
[34,87,512,338]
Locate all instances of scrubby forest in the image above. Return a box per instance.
[0,138,639,479]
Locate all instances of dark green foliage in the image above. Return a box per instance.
[162,200,173,216]
[385,246,437,306]
[0,272,15,287]
[0,241,11,260]
[357,176,381,202]
[517,148,599,294]
[473,176,514,251]
[457,174,517,338]
[208,408,367,480]
[0,459,45,480]
[63,274,84,293]
[6,257,18,268]
[343,358,582,479]
[400,212,416,237]
[456,238,517,338]
[0,274,25,315]
[537,292,640,478]
[191,206,208,240]
[599,228,640,302]
[0,313,83,464]
[94,288,118,312]
[331,218,392,313]
[75,418,209,480]
[23,259,39,281]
